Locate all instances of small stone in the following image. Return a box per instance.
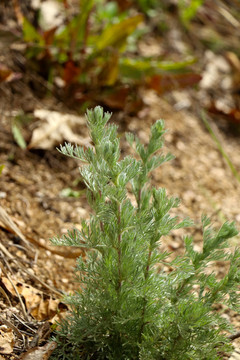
[0,192,6,199]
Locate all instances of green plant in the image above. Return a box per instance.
[135,0,160,15]
[22,1,143,92]
[20,1,199,110]
[178,0,204,26]
[133,0,204,28]
[11,111,33,149]
[51,106,240,359]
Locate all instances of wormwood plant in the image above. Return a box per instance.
[51,106,240,360]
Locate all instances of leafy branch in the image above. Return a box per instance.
[51,106,239,360]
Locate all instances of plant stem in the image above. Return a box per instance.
[144,249,152,279]
[138,248,152,343]
[117,202,122,293]
[137,188,142,210]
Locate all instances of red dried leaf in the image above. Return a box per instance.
[62,60,81,85]
[147,73,202,94]
[42,27,58,46]
[208,103,240,125]
[100,86,129,109]
[113,0,132,11]
[225,109,240,124]
[63,0,70,9]
[98,85,143,113]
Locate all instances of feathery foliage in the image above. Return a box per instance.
[51,106,239,360]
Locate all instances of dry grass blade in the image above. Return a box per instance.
[15,260,63,297]
[1,262,28,320]
[0,315,24,341]
[0,240,62,298]
[0,205,34,252]
[25,235,85,259]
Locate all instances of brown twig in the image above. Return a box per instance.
[0,224,84,259]
[228,331,240,341]
[0,285,12,307]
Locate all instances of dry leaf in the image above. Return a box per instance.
[147,73,202,94]
[19,342,57,360]
[29,109,89,149]
[0,326,14,354]
[0,64,22,83]
[31,297,60,321]
[208,103,240,125]
[2,278,63,321]
[62,60,81,85]
[100,86,129,109]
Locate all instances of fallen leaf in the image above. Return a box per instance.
[62,60,81,85]
[31,297,60,321]
[28,110,89,149]
[99,86,129,109]
[42,27,58,46]
[0,64,22,83]
[19,342,57,360]
[2,278,65,321]
[113,0,132,11]
[0,326,14,354]
[208,103,240,125]
[147,73,202,94]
